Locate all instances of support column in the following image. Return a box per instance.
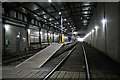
[53,32,54,42]
[2,19,5,55]
[47,30,49,45]
[39,28,41,45]
[26,24,29,51]
[102,2,107,53]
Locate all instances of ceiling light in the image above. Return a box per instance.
[73,32,77,34]
[27,29,30,33]
[81,17,83,19]
[49,18,52,21]
[83,23,87,25]
[83,20,87,23]
[95,26,99,29]
[48,0,52,2]
[5,24,10,31]
[64,19,67,21]
[65,29,67,30]
[59,12,61,15]
[84,11,88,14]
[102,19,107,23]
[44,15,46,19]
[87,17,89,19]
[92,29,95,32]
[40,31,43,35]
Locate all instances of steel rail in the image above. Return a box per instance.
[82,45,91,80]
[42,43,79,80]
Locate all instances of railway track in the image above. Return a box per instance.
[32,42,91,80]
[2,42,120,79]
[2,42,91,80]
[2,45,48,66]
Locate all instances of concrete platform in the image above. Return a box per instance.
[16,43,63,68]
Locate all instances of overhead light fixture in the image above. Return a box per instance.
[73,32,77,34]
[92,29,95,33]
[48,0,52,3]
[95,26,99,29]
[48,33,50,36]
[81,17,83,20]
[27,29,30,33]
[87,17,89,19]
[102,19,107,24]
[59,12,61,15]
[49,18,52,21]
[64,19,67,21]
[83,20,87,23]
[65,29,67,31]
[40,31,43,35]
[83,23,87,25]
[84,11,88,14]
[44,15,46,19]
[5,24,10,31]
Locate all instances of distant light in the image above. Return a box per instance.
[84,11,88,14]
[40,31,42,35]
[64,19,67,21]
[59,12,61,15]
[70,26,72,27]
[102,19,107,23]
[83,23,87,25]
[48,0,52,2]
[34,14,37,17]
[77,38,84,42]
[48,33,50,36]
[17,35,20,38]
[5,24,10,31]
[65,29,67,31]
[49,18,52,21]
[81,17,83,19]
[45,33,47,36]
[87,17,89,19]
[83,20,87,23]
[92,29,95,33]
[68,23,69,25]
[44,15,46,18]
[95,26,99,29]
[102,19,107,31]
[27,29,30,33]
[62,27,65,29]
[73,32,77,34]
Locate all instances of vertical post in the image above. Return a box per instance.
[104,3,107,53]
[2,19,5,55]
[39,28,41,45]
[26,25,29,50]
[26,13,31,51]
[47,30,49,45]
[61,15,63,34]
[53,32,54,42]
[91,31,92,45]
[0,2,3,79]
